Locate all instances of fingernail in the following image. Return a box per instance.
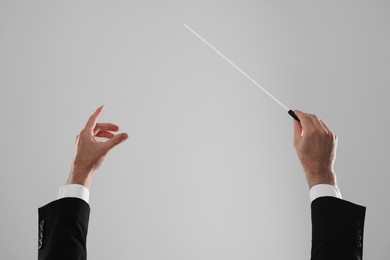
[121,133,129,141]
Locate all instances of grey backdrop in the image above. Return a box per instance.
[1,0,389,259]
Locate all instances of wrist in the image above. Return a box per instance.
[306,170,337,189]
[66,174,92,188]
[67,167,94,188]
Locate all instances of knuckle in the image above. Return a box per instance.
[306,129,315,137]
[320,130,329,137]
[80,129,89,137]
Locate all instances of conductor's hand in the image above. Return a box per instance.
[293,110,338,189]
[67,105,129,188]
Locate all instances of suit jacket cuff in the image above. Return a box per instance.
[38,198,90,260]
[311,197,366,259]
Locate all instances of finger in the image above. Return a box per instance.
[85,105,105,132]
[95,131,116,139]
[93,123,119,135]
[103,133,129,150]
[307,114,327,133]
[294,110,314,132]
[293,118,303,145]
[320,119,336,138]
[320,119,331,133]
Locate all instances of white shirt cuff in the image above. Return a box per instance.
[310,184,342,203]
[57,184,90,204]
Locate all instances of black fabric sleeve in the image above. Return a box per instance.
[311,196,366,260]
[38,198,90,260]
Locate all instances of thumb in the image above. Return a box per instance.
[293,117,303,145]
[104,133,129,150]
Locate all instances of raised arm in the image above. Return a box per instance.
[292,110,366,260]
[38,106,128,260]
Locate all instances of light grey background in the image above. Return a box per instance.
[0,0,389,259]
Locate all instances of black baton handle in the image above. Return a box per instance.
[288,110,300,122]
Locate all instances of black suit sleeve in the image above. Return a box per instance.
[38,198,90,260]
[311,196,366,260]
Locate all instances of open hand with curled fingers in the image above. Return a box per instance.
[67,105,129,188]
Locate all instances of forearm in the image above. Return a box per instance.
[38,198,90,260]
[310,197,366,260]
